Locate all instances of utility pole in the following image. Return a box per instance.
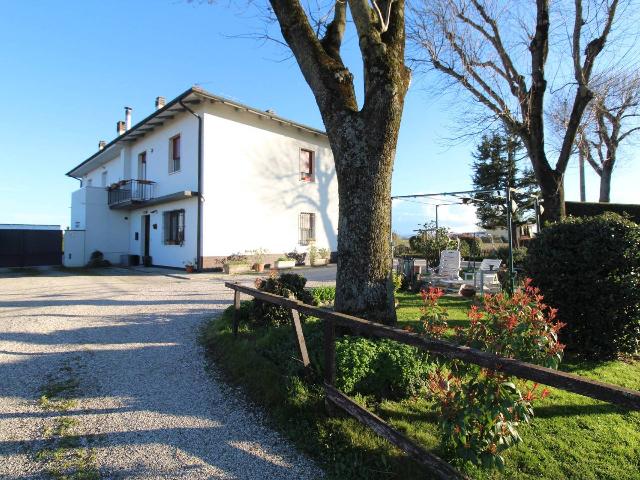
[579,150,586,202]
[506,186,515,295]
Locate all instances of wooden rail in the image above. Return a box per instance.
[225,281,640,478]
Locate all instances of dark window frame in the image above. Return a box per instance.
[299,149,315,182]
[299,212,316,246]
[163,209,185,245]
[169,134,181,173]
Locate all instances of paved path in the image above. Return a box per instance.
[0,267,333,479]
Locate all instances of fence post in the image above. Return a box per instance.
[232,289,241,338]
[290,306,310,368]
[324,318,336,414]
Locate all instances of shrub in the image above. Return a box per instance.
[286,249,306,265]
[392,272,403,294]
[335,337,434,399]
[429,367,537,470]
[458,235,482,259]
[86,250,111,268]
[458,279,566,369]
[310,286,335,306]
[526,213,640,359]
[252,273,314,326]
[424,281,563,469]
[489,246,528,268]
[223,253,249,265]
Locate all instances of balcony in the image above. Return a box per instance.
[107,179,156,209]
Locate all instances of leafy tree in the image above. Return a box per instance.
[409,222,455,267]
[471,132,539,244]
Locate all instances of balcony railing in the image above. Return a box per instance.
[107,179,156,207]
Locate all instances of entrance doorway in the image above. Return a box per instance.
[142,215,151,263]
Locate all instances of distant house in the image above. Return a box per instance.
[64,87,339,269]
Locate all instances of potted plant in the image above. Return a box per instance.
[308,242,317,266]
[223,254,251,274]
[184,258,197,273]
[274,256,295,269]
[313,247,330,266]
[249,248,267,273]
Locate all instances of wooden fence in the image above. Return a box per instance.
[225,281,640,479]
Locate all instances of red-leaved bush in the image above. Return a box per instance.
[458,278,566,369]
[424,279,566,470]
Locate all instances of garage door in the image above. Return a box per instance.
[0,229,62,267]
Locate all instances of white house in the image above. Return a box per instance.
[64,86,339,269]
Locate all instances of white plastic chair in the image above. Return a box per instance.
[474,258,502,293]
[431,250,464,290]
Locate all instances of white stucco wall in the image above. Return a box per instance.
[67,94,338,269]
[67,187,129,264]
[124,112,199,197]
[62,230,85,267]
[200,106,338,259]
[82,153,122,187]
[128,198,198,268]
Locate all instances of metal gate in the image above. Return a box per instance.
[0,229,62,267]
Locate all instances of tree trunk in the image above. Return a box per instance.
[327,108,402,325]
[599,162,613,202]
[524,139,565,224]
[334,149,396,324]
[267,0,409,324]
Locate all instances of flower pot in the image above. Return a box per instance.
[253,263,265,273]
[459,284,476,298]
[275,260,295,269]
[185,265,195,273]
[224,263,251,274]
[311,258,328,267]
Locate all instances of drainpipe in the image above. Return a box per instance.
[180,99,203,271]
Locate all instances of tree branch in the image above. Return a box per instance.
[269,0,357,112]
[320,1,347,62]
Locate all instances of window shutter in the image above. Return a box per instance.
[178,210,185,244]
[310,213,316,241]
[163,212,170,244]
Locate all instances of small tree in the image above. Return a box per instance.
[409,222,454,267]
[471,131,539,245]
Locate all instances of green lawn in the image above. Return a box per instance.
[202,293,640,480]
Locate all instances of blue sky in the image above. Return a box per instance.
[0,1,637,237]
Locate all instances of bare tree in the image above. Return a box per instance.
[409,0,622,222]
[575,72,640,202]
[261,1,411,323]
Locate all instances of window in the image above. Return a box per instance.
[299,212,315,246]
[300,149,314,182]
[163,209,185,245]
[169,135,181,173]
[101,171,108,187]
[138,151,147,180]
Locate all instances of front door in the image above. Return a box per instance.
[142,215,150,258]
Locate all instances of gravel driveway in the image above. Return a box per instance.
[0,267,331,479]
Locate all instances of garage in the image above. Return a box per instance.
[0,224,62,267]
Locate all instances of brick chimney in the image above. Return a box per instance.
[117,121,126,135]
[98,140,106,150]
[155,96,166,110]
